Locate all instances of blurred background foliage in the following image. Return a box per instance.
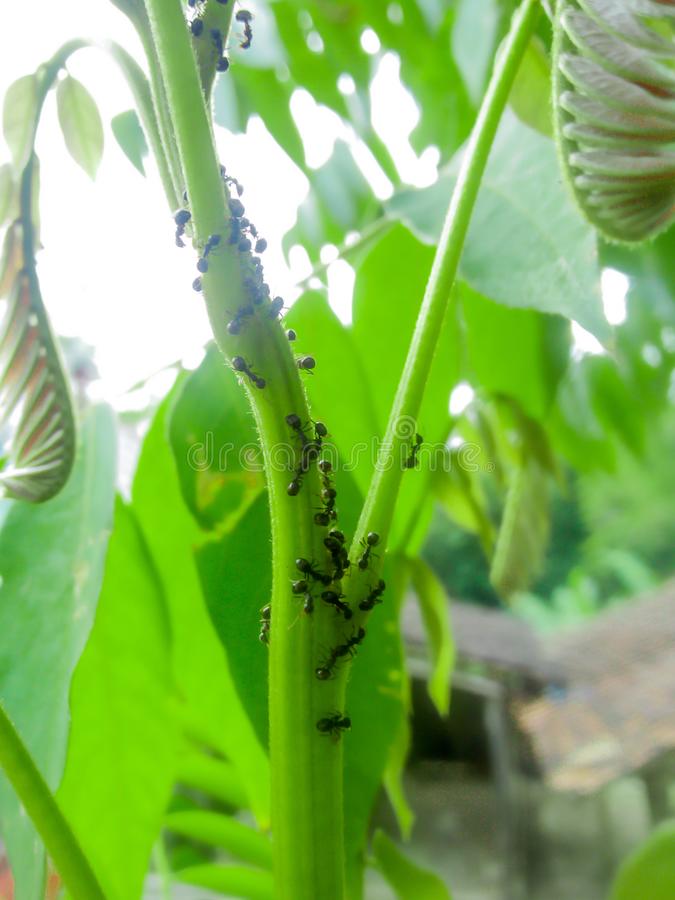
[1,0,674,895]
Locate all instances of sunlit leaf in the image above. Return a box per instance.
[3,75,39,171]
[58,499,178,900]
[387,113,607,339]
[111,109,148,175]
[133,391,270,825]
[0,405,116,900]
[56,76,104,179]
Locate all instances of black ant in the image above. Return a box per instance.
[197,256,209,273]
[315,628,364,681]
[358,532,380,570]
[190,18,204,37]
[316,712,351,739]
[321,590,352,620]
[297,355,316,373]
[232,356,265,389]
[405,433,424,469]
[287,329,297,342]
[174,208,191,247]
[359,579,385,611]
[221,165,244,197]
[325,531,350,580]
[236,10,253,49]
[255,238,267,253]
[229,197,245,219]
[315,458,337,525]
[296,558,332,586]
[203,233,221,257]
[287,472,303,496]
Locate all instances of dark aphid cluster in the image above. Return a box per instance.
[324,528,349,580]
[259,604,271,645]
[359,579,385,612]
[405,433,423,469]
[221,164,244,198]
[236,9,254,50]
[321,589,352,620]
[358,531,380,571]
[315,628,366,681]
[232,355,265,389]
[316,712,351,739]
[174,208,191,248]
[314,458,337,526]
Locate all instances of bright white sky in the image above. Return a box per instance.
[0,1,621,407]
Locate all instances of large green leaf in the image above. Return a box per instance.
[610,821,675,900]
[460,284,570,420]
[57,499,178,900]
[0,405,116,900]
[195,494,271,750]
[508,37,552,137]
[56,76,104,179]
[344,554,408,900]
[387,113,607,339]
[169,345,265,531]
[133,390,270,825]
[352,224,461,550]
[285,291,380,498]
[372,829,452,900]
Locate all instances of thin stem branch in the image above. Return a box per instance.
[346,0,540,598]
[0,702,106,899]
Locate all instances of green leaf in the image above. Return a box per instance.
[372,829,453,900]
[352,224,461,549]
[3,74,39,171]
[174,864,274,899]
[585,355,644,455]
[490,456,550,599]
[133,391,270,825]
[460,283,570,420]
[195,494,271,750]
[344,554,408,899]
[431,464,496,557]
[285,291,379,497]
[409,559,455,716]
[0,405,116,900]
[387,112,607,339]
[165,810,272,869]
[111,109,148,175]
[56,76,104,179]
[453,0,501,105]
[509,36,552,137]
[57,499,178,900]
[610,821,675,900]
[168,345,265,531]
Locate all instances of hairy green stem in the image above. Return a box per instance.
[0,702,106,899]
[143,2,348,896]
[346,0,540,608]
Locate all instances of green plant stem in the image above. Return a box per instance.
[0,702,106,899]
[346,0,540,606]
[143,2,348,896]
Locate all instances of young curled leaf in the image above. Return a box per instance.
[553,0,675,242]
[0,270,76,502]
